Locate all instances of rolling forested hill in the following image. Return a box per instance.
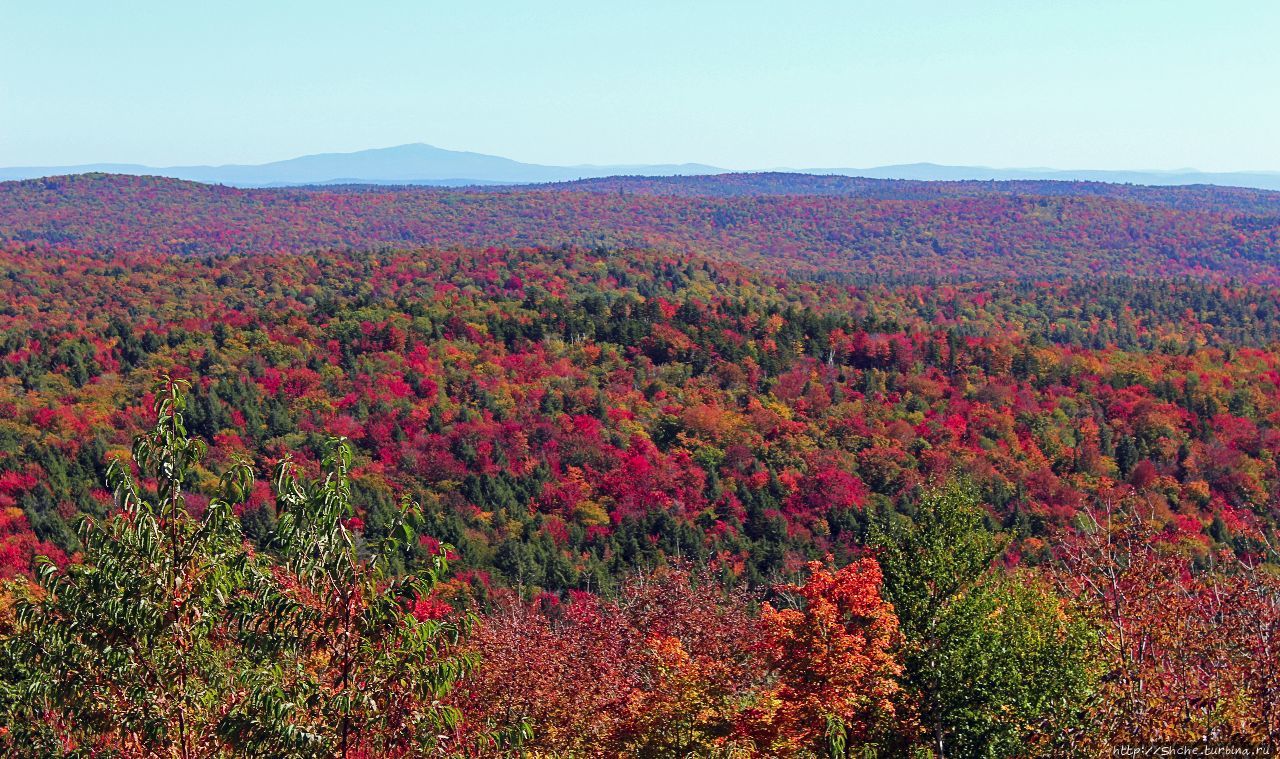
[2,172,1278,279]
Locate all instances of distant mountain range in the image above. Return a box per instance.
[3,143,1280,191]
[0,144,721,187]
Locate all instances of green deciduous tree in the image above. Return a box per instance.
[221,438,476,758]
[871,483,1097,758]
[0,379,473,758]
[0,378,255,757]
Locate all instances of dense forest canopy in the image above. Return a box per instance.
[2,173,1278,279]
[0,173,1278,755]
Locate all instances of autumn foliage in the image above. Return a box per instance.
[0,172,1279,754]
[759,559,901,755]
[1056,501,1280,745]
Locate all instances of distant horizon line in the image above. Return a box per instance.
[5,143,1280,194]
[5,142,1280,176]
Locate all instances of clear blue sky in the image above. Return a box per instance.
[2,0,1276,171]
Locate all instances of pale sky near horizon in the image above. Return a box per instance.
[1,0,1276,171]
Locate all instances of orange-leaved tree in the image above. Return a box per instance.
[759,557,902,757]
